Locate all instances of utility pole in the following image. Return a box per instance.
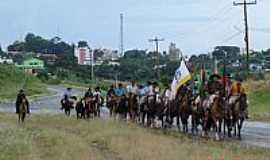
[149,37,164,80]
[91,50,94,81]
[120,13,124,57]
[233,0,257,74]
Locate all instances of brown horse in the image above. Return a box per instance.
[210,95,225,140]
[178,92,192,133]
[107,95,117,117]
[18,97,29,123]
[114,96,128,120]
[127,93,139,122]
[85,97,97,119]
[232,94,247,139]
[60,96,75,117]
[191,95,204,135]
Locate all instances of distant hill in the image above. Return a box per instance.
[0,65,47,100]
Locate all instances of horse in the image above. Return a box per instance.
[191,95,204,135]
[140,94,166,128]
[75,99,85,119]
[114,96,128,120]
[127,93,139,122]
[232,94,248,139]
[61,96,76,117]
[18,97,29,123]
[163,98,181,131]
[209,94,225,140]
[178,92,192,133]
[85,97,97,119]
[107,95,117,117]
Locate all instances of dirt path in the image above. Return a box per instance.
[1,85,270,148]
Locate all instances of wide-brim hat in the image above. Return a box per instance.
[209,74,222,80]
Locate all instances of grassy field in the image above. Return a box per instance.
[0,112,269,160]
[244,78,270,121]
[0,65,47,100]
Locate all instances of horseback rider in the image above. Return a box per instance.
[153,82,161,104]
[205,74,223,109]
[107,85,116,103]
[93,86,103,106]
[115,83,126,97]
[126,80,139,105]
[16,90,30,114]
[163,85,173,112]
[61,87,74,110]
[144,81,155,103]
[115,83,126,107]
[16,89,25,114]
[229,78,248,118]
[107,85,115,97]
[85,88,93,98]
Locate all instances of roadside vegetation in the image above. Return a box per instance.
[245,76,270,121]
[0,112,269,160]
[0,65,47,100]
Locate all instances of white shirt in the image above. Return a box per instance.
[131,85,138,95]
[148,85,154,96]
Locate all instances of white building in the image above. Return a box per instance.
[74,46,93,65]
[168,43,181,61]
[0,55,13,64]
[100,49,119,61]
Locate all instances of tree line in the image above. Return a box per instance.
[2,33,269,84]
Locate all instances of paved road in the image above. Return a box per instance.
[0,85,270,148]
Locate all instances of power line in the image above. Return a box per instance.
[120,13,124,57]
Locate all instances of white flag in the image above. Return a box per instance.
[171,60,192,99]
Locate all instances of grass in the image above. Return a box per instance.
[0,65,48,100]
[243,77,270,121]
[0,112,269,160]
[249,90,270,121]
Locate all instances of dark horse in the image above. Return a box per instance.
[206,95,225,140]
[61,95,76,116]
[232,94,248,139]
[107,95,117,117]
[140,95,165,128]
[85,97,98,119]
[114,96,128,120]
[18,95,30,123]
[127,93,139,122]
[75,99,85,119]
[178,91,192,133]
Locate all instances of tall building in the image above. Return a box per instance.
[74,46,93,65]
[168,43,181,61]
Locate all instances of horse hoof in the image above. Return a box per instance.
[215,133,220,141]
[202,131,206,137]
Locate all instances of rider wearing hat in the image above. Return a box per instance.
[16,89,30,114]
[206,74,223,108]
[229,78,248,118]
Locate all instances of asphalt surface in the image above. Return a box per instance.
[0,85,270,148]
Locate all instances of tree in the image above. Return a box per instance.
[7,41,25,52]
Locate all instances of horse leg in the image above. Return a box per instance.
[234,120,237,137]
[142,112,146,126]
[214,120,220,141]
[191,115,195,135]
[223,118,226,135]
[218,119,222,133]
[238,118,244,139]
[22,113,26,123]
[18,114,21,123]
[177,115,181,132]
[226,118,232,137]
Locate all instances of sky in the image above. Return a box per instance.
[0,0,269,55]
